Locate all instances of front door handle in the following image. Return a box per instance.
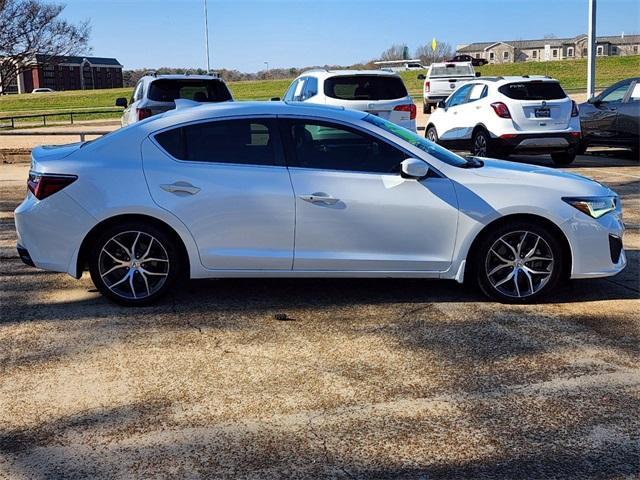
[160,182,200,195]
[299,193,340,205]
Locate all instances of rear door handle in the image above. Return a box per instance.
[160,182,200,195]
[299,193,340,205]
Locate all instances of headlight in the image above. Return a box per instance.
[562,196,617,219]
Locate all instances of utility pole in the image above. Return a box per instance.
[204,0,211,72]
[264,62,269,78]
[587,0,597,98]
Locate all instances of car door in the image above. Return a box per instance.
[142,117,295,270]
[584,80,631,144]
[436,84,473,143]
[615,80,640,148]
[280,117,459,272]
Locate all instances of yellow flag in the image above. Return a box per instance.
[431,37,437,52]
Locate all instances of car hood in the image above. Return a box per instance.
[470,158,613,196]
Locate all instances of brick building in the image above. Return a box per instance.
[6,54,123,93]
[456,34,640,64]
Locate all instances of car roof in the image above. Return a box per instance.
[299,69,401,79]
[141,74,225,83]
[146,101,367,129]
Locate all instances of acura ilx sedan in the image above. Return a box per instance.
[15,101,625,305]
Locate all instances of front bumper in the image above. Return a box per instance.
[495,132,581,153]
[564,209,626,279]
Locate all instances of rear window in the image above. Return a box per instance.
[148,79,232,103]
[498,81,567,100]
[429,64,474,77]
[324,75,408,101]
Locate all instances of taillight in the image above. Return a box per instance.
[424,81,430,93]
[571,100,579,117]
[27,172,77,200]
[491,102,511,118]
[394,103,417,120]
[137,108,152,121]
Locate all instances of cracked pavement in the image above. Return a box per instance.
[0,151,639,479]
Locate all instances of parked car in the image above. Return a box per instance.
[115,74,232,126]
[449,54,488,67]
[418,62,478,114]
[578,77,640,157]
[31,88,55,93]
[15,102,625,306]
[282,69,416,131]
[425,76,582,165]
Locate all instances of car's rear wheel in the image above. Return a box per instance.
[551,149,577,166]
[424,102,431,114]
[89,222,181,306]
[475,222,564,303]
[425,126,438,143]
[471,129,494,157]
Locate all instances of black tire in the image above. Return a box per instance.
[551,149,577,166]
[89,221,182,306]
[576,140,587,155]
[425,125,438,143]
[471,129,494,157]
[474,221,565,304]
[424,102,432,114]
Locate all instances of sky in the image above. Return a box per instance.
[60,0,640,72]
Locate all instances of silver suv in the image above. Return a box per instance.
[116,74,232,126]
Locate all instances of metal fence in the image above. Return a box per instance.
[0,108,122,129]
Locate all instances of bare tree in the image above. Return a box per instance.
[415,41,453,66]
[0,0,90,94]
[379,44,408,61]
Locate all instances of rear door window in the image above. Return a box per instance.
[324,75,408,101]
[498,81,567,100]
[154,119,278,166]
[148,79,232,103]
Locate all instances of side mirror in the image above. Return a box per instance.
[115,97,128,108]
[271,97,281,101]
[400,158,429,179]
[475,72,481,77]
[588,96,601,105]
[417,74,426,80]
[437,100,446,109]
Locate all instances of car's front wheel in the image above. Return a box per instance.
[475,221,564,303]
[425,126,438,143]
[89,222,182,306]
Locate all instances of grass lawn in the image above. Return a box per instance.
[1,56,637,120]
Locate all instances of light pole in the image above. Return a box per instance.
[204,0,211,72]
[264,62,269,78]
[587,0,597,98]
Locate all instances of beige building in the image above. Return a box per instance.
[456,34,640,63]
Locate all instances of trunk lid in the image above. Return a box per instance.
[30,143,83,173]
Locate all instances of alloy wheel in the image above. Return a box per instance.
[427,129,437,142]
[473,133,487,156]
[98,231,170,300]
[485,231,554,299]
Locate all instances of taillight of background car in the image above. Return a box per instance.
[27,173,77,200]
[137,108,152,121]
[424,81,430,93]
[491,102,512,119]
[571,100,579,117]
[393,103,417,120]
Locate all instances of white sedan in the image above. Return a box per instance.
[15,102,625,305]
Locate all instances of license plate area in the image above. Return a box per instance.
[534,107,551,118]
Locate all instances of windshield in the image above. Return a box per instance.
[324,75,408,101]
[429,64,474,77]
[363,115,471,168]
[148,79,232,103]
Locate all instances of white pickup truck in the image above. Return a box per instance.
[418,62,479,113]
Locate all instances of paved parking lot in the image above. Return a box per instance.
[0,151,638,479]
